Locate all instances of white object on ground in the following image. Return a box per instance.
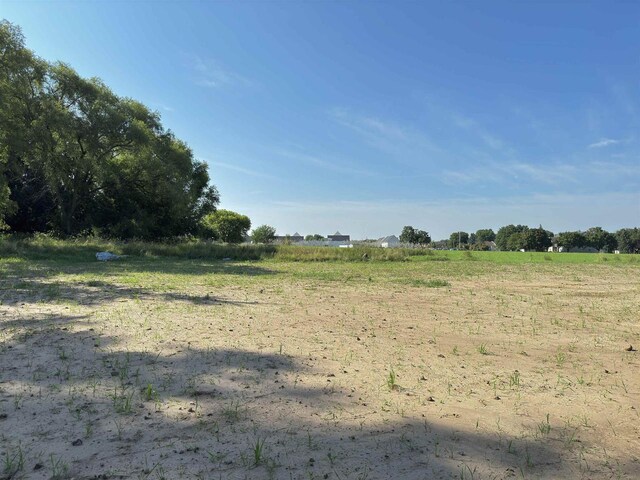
[96,252,121,261]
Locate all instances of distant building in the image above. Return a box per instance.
[274,232,304,243]
[378,235,400,248]
[327,231,350,242]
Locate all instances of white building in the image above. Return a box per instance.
[378,235,400,248]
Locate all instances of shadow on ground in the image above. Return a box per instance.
[0,308,611,480]
[0,256,275,307]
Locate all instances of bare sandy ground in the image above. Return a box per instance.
[1,260,639,479]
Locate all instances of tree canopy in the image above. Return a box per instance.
[557,231,587,250]
[251,225,276,244]
[0,21,218,238]
[475,229,496,243]
[615,228,640,254]
[448,231,469,249]
[585,227,617,252]
[200,209,250,243]
[400,226,431,246]
[305,234,324,241]
[520,226,553,252]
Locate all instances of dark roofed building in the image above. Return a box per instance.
[274,232,304,243]
[327,231,350,242]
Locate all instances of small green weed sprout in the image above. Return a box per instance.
[387,367,398,391]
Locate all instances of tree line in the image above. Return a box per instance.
[427,225,639,253]
[0,21,221,239]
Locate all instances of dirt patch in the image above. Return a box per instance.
[1,261,639,479]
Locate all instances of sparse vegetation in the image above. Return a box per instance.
[0,239,637,479]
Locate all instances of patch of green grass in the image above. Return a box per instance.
[386,367,397,391]
[3,444,24,477]
[1,234,638,265]
[401,278,451,288]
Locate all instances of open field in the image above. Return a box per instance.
[1,241,639,479]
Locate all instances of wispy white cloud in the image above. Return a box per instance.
[328,108,443,166]
[331,108,409,141]
[151,102,174,113]
[274,148,377,177]
[585,160,640,177]
[205,160,277,180]
[588,138,619,149]
[451,114,513,155]
[441,160,579,188]
[188,54,252,89]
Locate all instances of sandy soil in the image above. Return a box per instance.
[1,260,639,479]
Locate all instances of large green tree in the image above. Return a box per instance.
[475,228,496,243]
[0,20,47,227]
[557,231,587,251]
[0,21,219,238]
[495,225,528,251]
[400,226,431,246]
[616,228,640,254]
[585,227,617,252]
[521,226,552,252]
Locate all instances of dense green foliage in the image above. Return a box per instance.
[304,234,324,241]
[615,228,640,254]
[251,224,276,244]
[520,226,553,252]
[475,228,495,243]
[448,231,469,249]
[200,209,251,243]
[584,227,617,252]
[556,231,587,250]
[495,225,528,251]
[0,21,218,238]
[399,226,431,246]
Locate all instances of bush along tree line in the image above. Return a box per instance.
[0,21,228,239]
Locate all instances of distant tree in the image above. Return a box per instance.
[305,234,324,241]
[557,231,587,251]
[400,226,430,246]
[399,226,417,244]
[495,225,528,251]
[585,227,617,252]
[506,231,526,251]
[469,233,477,244]
[200,209,250,243]
[475,229,496,243]
[413,229,431,247]
[616,228,640,253]
[251,225,276,244]
[449,231,469,249]
[521,226,552,252]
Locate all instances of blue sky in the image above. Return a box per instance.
[2,1,639,239]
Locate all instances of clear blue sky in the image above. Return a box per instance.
[3,1,639,239]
